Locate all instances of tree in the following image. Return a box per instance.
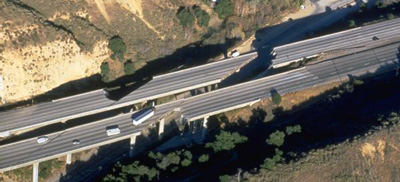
[108,36,126,62]
[271,92,282,105]
[266,130,285,147]
[100,62,110,82]
[260,148,283,170]
[193,6,210,27]
[348,20,356,28]
[206,131,248,153]
[214,0,234,19]
[177,7,195,27]
[181,159,192,167]
[103,161,158,182]
[260,158,276,170]
[285,125,302,135]
[219,175,231,182]
[157,152,181,170]
[124,61,136,75]
[198,154,209,163]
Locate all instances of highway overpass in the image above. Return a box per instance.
[1,42,398,176]
[0,53,256,136]
[271,18,400,67]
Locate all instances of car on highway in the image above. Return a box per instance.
[37,136,49,144]
[106,125,121,136]
[72,139,80,145]
[132,107,155,126]
[231,50,240,57]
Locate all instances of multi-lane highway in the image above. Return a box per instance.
[0,101,182,171]
[180,42,400,121]
[0,89,113,137]
[1,42,398,172]
[271,18,400,67]
[112,52,257,108]
[0,53,256,136]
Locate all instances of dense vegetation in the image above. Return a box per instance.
[101,131,247,181]
[100,62,110,82]
[108,36,126,62]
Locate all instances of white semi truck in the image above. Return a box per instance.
[132,107,155,125]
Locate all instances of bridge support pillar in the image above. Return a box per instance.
[33,162,39,182]
[66,153,72,165]
[201,116,209,138]
[129,135,137,158]
[158,118,165,138]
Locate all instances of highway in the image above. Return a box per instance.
[271,18,400,67]
[112,52,257,108]
[180,42,400,121]
[0,53,256,135]
[0,89,114,136]
[0,101,182,171]
[1,42,398,172]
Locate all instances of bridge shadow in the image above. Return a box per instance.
[191,46,400,181]
[59,118,180,182]
[0,0,370,110]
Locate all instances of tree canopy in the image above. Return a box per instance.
[266,130,285,147]
[100,62,110,82]
[177,7,195,27]
[103,161,157,182]
[193,6,210,27]
[214,0,235,19]
[206,131,248,153]
[107,36,126,61]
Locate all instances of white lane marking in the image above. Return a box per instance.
[364,62,370,66]
[330,72,336,75]
[313,76,318,80]
[347,67,353,70]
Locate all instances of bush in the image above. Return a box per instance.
[266,130,285,147]
[193,6,210,27]
[100,62,110,82]
[348,20,356,28]
[206,131,248,153]
[260,158,276,169]
[103,161,158,182]
[271,92,282,105]
[387,13,395,20]
[214,0,234,19]
[177,7,195,27]
[285,125,302,135]
[219,175,230,182]
[124,61,136,75]
[181,159,192,167]
[108,36,126,61]
[198,154,209,163]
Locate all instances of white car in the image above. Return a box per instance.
[37,136,49,144]
[231,50,240,57]
[106,126,121,136]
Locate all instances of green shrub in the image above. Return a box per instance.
[271,92,282,105]
[214,0,234,19]
[181,159,192,167]
[387,13,395,20]
[348,20,356,28]
[206,131,248,153]
[285,125,302,135]
[266,130,285,147]
[100,62,110,82]
[177,7,195,27]
[193,6,210,27]
[198,154,209,163]
[260,158,276,169]
[124,61,136,75]
[219,175,230,182]
[108,36,126,62]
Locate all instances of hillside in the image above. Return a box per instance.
[0,0,302,105]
